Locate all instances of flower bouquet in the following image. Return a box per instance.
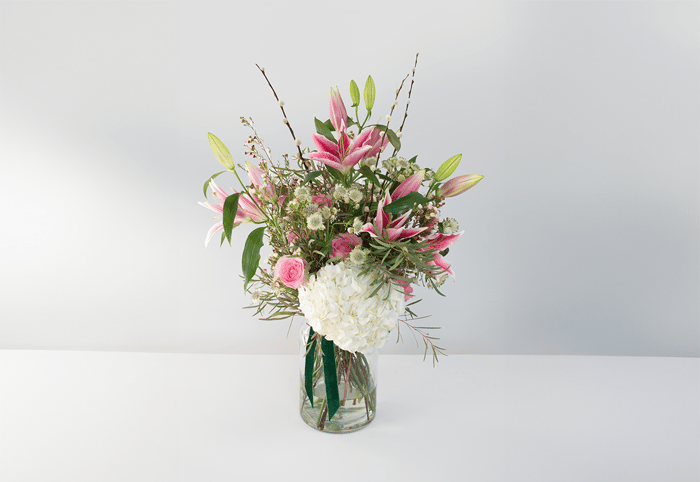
[200,55,483,433]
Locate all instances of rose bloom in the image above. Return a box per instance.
[273,256,308,289]
[331,233,361,260]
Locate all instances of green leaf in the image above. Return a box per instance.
[349,80,360,107]
[359,166,381,187]
[408,155,418,164]
[222,193,241,245]
[371,125,401,151]
[314,118,336,143]
[208,133,235,170]
[203,171,226,199]
[303,171,323,185]
[304,327,317,408]
[321,336,340,421]
[383,192,429,215]
[325,165,344,183]
[435,154,462,182]
[386,129,401,151]
[363,75,375,111]
[242,227,265,290]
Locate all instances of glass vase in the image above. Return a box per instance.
[299,324,378,433]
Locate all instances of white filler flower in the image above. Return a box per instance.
[298,261,405,354]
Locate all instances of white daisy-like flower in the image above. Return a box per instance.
[333,185,347,201]
[306,212,324,230]
[348,246,367,265]
[298,261,405,353]
[353,217,363,233]
[294,186,312,202]
[443,218,459,234]
[348,189,363,204]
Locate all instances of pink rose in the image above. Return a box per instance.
[331,233,361,260]
[273,256,308,289]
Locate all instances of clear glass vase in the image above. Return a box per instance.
[299,324,378,433]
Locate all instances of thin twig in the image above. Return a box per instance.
[255,64,312,170]
[393,53,419,156]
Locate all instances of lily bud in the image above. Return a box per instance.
[437,174,483,198]
[329,87,347,133]
[392,169,425,200]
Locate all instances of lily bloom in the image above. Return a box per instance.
[309,90,380,174]
[309,131,373,174]
[199,180,267,247]
[245,161,276,199]
[360,192,428,242]
[361,127,389,158]
[199,180,250,247]
[420,232,463,278]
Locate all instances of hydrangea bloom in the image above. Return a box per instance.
[298,261,405,354]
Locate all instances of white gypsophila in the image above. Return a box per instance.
[298,261,405,354]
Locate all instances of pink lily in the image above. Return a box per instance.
[308,90,375,174]
[437,174,483,198]
[309,131,372,174]
[420,231,463,278]
[245,161,276,199]
[361,127,389,158]
[198,180,251,247]
[360,192,428,242]
[392,170,425,200]
[238,192,266,223]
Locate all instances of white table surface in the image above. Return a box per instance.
[0,351,698,482]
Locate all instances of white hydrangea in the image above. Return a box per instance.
[298,261,405,354]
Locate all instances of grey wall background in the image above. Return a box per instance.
[0,0,697,356]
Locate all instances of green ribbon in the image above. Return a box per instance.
[304,327,317,408]
[321,336,340,421]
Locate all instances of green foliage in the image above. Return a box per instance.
[222,193,241,245]
[359,166,381,187]
[202,171,226,199]
[242,227,265,290]
[314,118,336,143]
[383,192,429,215]
[303,171,323,185]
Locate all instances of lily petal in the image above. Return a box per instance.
[205,222,223,248]
[392,170,425,200]
[311,133,340,158]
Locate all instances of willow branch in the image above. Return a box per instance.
[255,64,312,170]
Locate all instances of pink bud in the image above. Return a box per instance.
[392,170,425,200]
[437,174,483,198]
[329,88,348,133]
